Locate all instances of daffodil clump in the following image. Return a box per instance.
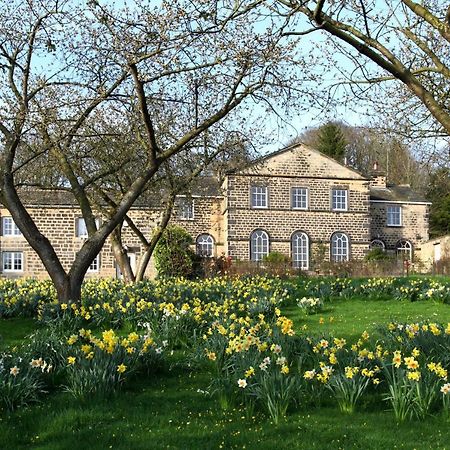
[0,352,51,411]
[63,327,164,400]
[1,277,448,325]
[300,277,449,304]
[209,320,449,422]
[297,297,324,315]
[302,322,450,420]
[0,276,449,422]
[303,332,382,413]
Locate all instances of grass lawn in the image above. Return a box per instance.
[284,297,450,342]
[0,296,449,449]
[0,363,449,450]
[0,318,37,350]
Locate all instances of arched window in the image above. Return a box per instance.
[331,232,349,262]
[196,234,214,257]
[250,229,269,261]
[370,239,385,251]
[292,231,309,270]
[396,240,413,261]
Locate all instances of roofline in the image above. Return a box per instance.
[226,142,368,180]
[369,200,431,205]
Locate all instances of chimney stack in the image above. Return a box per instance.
[370,160,386,188]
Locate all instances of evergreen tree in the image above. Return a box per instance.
[316,122,347,162]
[427,168,450,238]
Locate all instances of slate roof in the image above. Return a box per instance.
[370,185,430,203]
[6,177,222,208]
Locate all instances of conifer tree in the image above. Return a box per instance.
[317,122,347,162]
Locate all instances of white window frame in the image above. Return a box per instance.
[387,205,402,227]
[291,187,308,210]
[1,217,22,236]
[178,199,195,220]
[292,231,309,270]
[87,254,100,272]
[331,189,348,211]
[251,185,268,209]
[250,229,269,261]
[331,232,349,262]
[76,217,100,238]
[2,251,24,272]
[396,240,412,261]
[196,234,215,257]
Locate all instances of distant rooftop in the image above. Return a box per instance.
[370,185,430,203]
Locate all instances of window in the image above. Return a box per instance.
[178,199,194,220]
[2,251,23,272]
[292,231,309,270]
[251,185,268,208]
[331,232,349,262]
[196,234,215,257]
[396,240,412,261]
[292,187,308,210]
[331,189,348,211]
[1,217,22,236]
[387,205,402,226]
[76,218,99,238]
[250,229,269,261]
[88,254,100,272]
[370,239,386,250]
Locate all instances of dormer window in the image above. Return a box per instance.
[251,185,268,208]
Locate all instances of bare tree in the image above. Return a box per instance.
[278,0,450,141]
[0,0,298,302]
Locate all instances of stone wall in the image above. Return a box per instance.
[413,234,450,270]
[225,145,371,268]
[369,202,429,259]
[0,195,223,279]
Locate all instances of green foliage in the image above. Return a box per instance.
[430,193,450,237]
[0,277,449,448]
[263,252,290,264]
[0,354,47,412]
[317,122,347,162]
[365,248,391,261]
[426,167,450,238]
[154,225,195,278]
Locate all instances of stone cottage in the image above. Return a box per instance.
[0,143,431,278]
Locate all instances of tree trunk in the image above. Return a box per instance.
[110,227,136,283]
[54,274,83,304]
[135,194,175,282]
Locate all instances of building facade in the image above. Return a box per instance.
[0,144,431,279]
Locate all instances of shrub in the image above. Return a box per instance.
[154,226,196,278]
[365,248,391,261]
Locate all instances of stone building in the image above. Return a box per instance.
[0,143,431,278]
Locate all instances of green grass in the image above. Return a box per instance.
[0,364,449,450]
[1,297,449,449]
[0,318,38,350]
[285,297,450,342]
